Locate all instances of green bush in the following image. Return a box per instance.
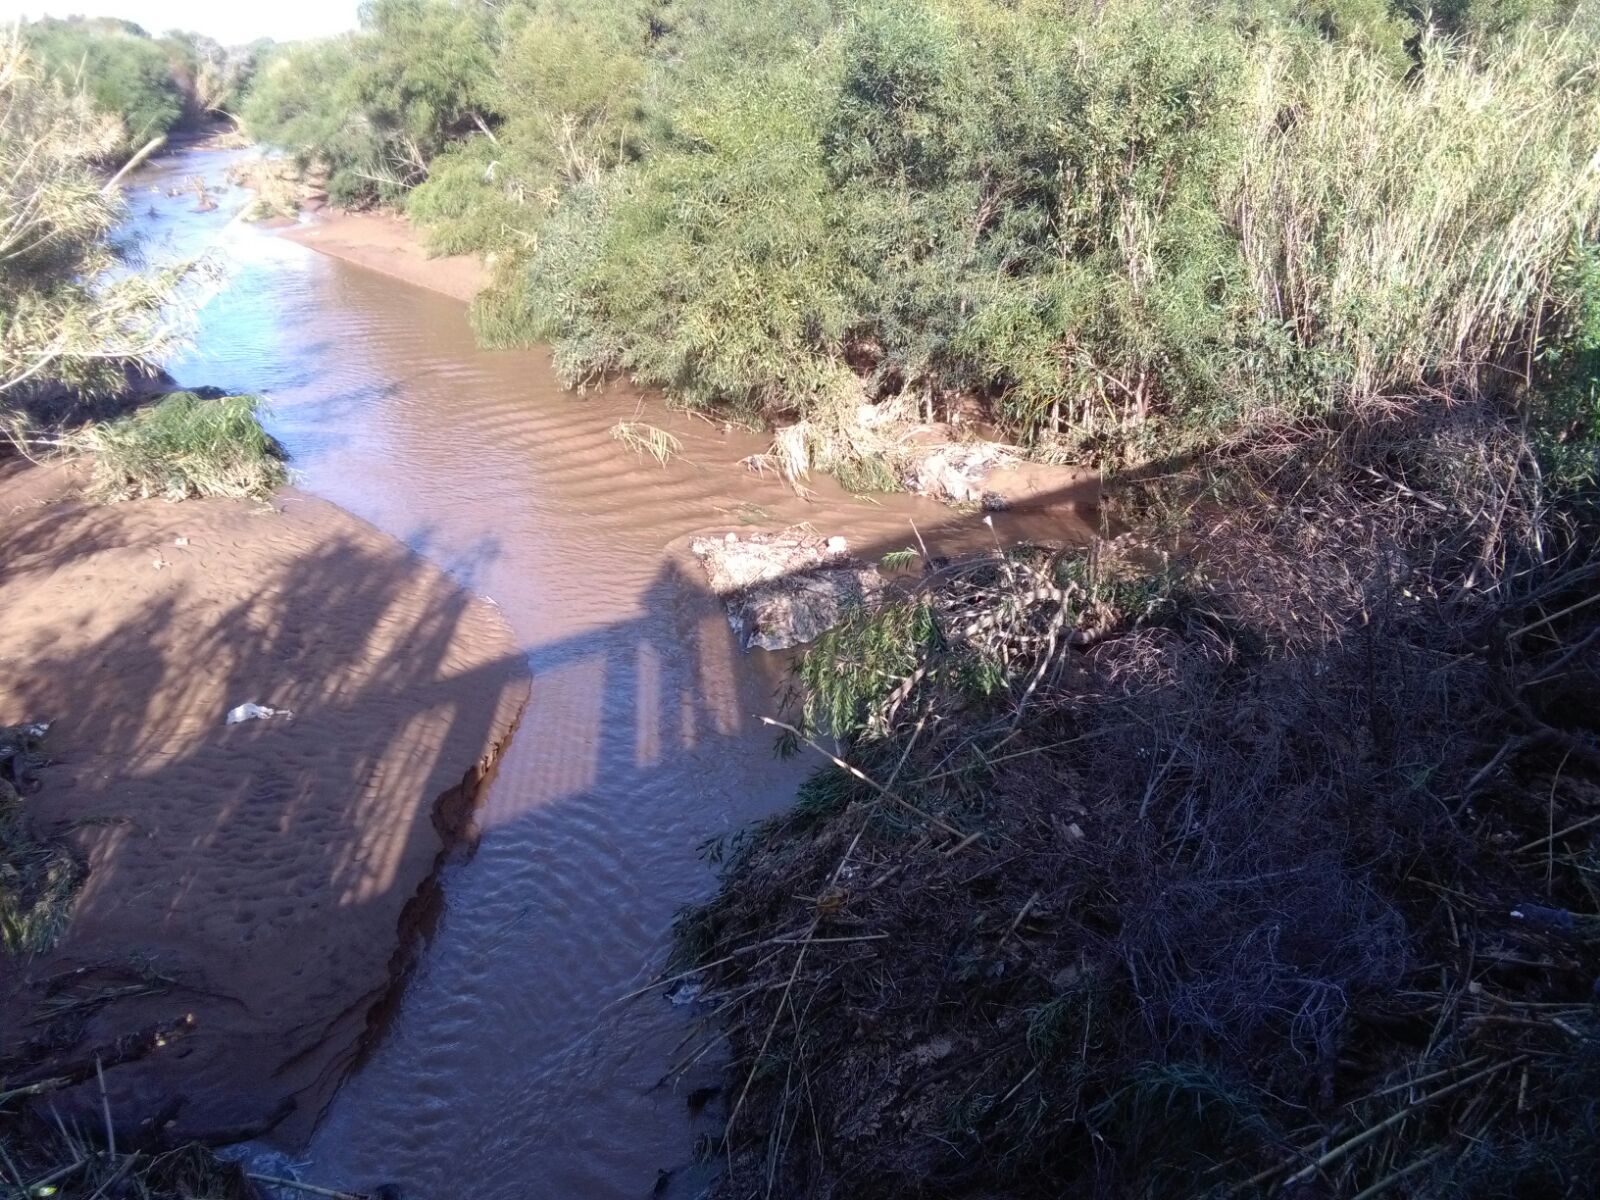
[247,0,1600,475]
[24,18,185,155]
[406,2,652,256]
[240,38,385,201]
[74,392,288,502]
[522,59,858,417]
[244,0,498,206]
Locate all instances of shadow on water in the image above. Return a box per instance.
[290,480,1104,1199]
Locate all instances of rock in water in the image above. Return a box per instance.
[689,529,883,652]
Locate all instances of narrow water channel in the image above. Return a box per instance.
[133,147,1095,1198]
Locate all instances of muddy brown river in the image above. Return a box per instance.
[135,147,1095,1198]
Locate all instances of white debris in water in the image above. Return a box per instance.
[667,979,704,1007]
[689,529,884,652]
[225,702,293,725]
[900,440,1017,504]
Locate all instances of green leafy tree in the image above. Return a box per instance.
[241,38,382,202]
[24,18,185,155]
[245,1,497,204]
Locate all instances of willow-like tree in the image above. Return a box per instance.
[0,36,183,426]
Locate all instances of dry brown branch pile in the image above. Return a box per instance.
[672,400,1600,1199]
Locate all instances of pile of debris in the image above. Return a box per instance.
[689,529,883,652]
[895,437,1018,505]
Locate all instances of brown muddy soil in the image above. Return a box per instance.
[0,464,528,1141]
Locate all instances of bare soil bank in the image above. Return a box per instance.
[282,211,487,303]
[0,464,528,1141]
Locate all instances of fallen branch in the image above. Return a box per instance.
[0,1015,197,1103]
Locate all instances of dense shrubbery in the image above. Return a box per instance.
[242,0,499,205]
[245,0,1600,482]
[21,18,259,157]
[24,17,184,154]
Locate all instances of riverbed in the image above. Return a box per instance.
[136,147,1097,1198]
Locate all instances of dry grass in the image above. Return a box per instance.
[610,420,683,467]
[671,395,1600,1199]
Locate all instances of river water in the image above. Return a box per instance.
[132,147,1095,1198]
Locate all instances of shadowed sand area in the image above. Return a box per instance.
[0,465,529,1139]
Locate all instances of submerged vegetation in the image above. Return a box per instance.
[610,419,683,466]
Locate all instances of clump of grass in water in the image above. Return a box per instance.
[610,420,682,467]
[73,392,288,502]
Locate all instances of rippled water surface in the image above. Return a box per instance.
[135,147,1094,1199]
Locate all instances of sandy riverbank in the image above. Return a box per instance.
[282,210,487,304]
[0,463,528,1140]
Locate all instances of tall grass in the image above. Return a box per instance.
[74,392,288,502]
[1229,28,1600,421]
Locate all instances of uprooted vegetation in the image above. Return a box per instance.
[1,1014,269,1200]
[672,382,1600,1198]
[0,1128,253,1200]
[71,392,288,502]
[0,723,80,959]
[610,419,683,467]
